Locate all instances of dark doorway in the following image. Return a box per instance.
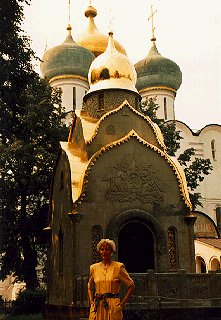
[118,222,155,273]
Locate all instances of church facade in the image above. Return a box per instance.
[41,4,221,320]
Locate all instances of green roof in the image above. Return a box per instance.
[135,42,182,91]
[40,33,94,80]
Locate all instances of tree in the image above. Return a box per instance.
[0,0,68,289]
[139,97,213,210]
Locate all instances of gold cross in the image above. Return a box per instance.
[109,8,114,34]
[68,0,71,24]
[148,5,157,41]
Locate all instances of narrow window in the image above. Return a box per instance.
[164,97,167,120]
[73,87,76,110]
[216,207,221,231]
[168,227,179,271]
[58,228,63,274]
[92,225,103,263]
[60,171,64,190]
[98,93,104,111]
[211,139,216,160]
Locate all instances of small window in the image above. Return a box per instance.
[211,139,216,160]
[60,171,64,190]
[168,227,179,271]
[73,87,76,110]
[164,97,167,120]
[58,228,63,274]
[196,256,206,273]
[216,207,221,231]
[98,93,104,111]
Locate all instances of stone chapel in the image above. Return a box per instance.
[42,4,221,320]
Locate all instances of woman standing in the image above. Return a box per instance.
[88,239,135,320]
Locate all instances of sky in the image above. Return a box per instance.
[23,0,221,130]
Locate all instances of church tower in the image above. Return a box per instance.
[81,31,141,120]
[135,6,182,121]
[40,4,94,123]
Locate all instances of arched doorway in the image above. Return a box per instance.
[118,221,155,273]
[196,256,207,273]
[210,258,220,271]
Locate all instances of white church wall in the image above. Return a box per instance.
[141,89,176,121]
[175,122,221,222]
[195,239,221,272]
[50,77,89,113]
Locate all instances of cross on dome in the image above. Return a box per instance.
[148,5,157,42]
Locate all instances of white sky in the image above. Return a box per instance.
[23,0,221,130]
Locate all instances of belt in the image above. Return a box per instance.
[94,292,119,310]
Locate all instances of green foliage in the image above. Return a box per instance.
[10,289,45,315]
[139,97,181,155]
[139,98,213,210]
[0,0,68,289]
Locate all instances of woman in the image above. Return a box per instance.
[88,239,135,320]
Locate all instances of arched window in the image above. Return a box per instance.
[168,227,179,271]
[73,87,76,110]
[92,225,103,263]
[58,228,64,274]
[196,256,206,273]
[98,93,104,111]
[216,206,221,231]
[210,257,220,271]
[60,170,64,190]
[211,139,216,160]
[164,97,167,120]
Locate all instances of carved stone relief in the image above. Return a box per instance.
[82,90,138,119]
[92,225,103,263]
[102,153,165,204]
[168,227,177,271]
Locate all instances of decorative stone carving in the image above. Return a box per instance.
[106,125,116,135]
[102,153,165,203]
[168,227,177,271]
[82,90,138,119]
[92,225,103,263]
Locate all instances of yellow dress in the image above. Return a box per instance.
[88,261,134,320]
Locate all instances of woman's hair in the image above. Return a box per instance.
[97,239,116,253]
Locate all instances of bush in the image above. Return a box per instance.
[10,289,46,315]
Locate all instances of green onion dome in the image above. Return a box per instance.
[40,25,95,82]
[135,41,182,93]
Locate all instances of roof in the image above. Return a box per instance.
[196,238,221,250]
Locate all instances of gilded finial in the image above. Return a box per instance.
[108,8,114,35]
[148,5,157,42]
[66,0,72,32]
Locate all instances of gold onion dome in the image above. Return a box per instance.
[40,25,94,81]
[135,40,182,92]
[76,5,127,57]
[87,32,138,95]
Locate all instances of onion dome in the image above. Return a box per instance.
[40,24,94,82]
[135,40,182,92]
[87,32,138,95]
[76,5,127,57]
